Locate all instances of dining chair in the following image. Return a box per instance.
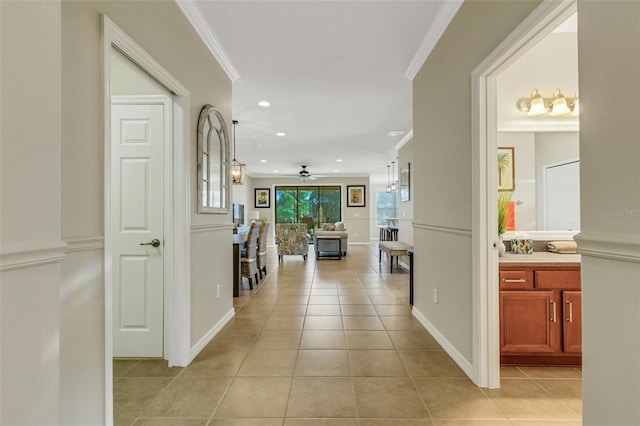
[256,221,270,279]
[240,222,260,289]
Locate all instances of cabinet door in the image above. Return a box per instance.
[500,291,561,354]
[563,291,582,353]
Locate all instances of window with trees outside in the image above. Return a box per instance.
[376,190,398,226]
[275,186,342,232]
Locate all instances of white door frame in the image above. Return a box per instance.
[103,15,191,424]
[470,0,576,388]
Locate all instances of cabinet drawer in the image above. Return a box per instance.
[535,271,581,290]
[499,270,534,289]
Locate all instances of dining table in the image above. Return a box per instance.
[232,233,248,297]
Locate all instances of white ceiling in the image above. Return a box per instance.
[188,0,456,183]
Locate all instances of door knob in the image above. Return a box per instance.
[140,239,161,248]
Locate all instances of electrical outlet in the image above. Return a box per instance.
[216,284,221,299]
[433,289,438,304]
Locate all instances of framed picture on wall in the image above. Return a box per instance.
[347,185,366,207]
[254,188,270,208]
[400,162,411,202]
[498,147,515,191]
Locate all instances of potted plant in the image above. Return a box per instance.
[497,190,513,256]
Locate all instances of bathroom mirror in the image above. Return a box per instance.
[197,104,230,213]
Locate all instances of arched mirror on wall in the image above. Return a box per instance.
[197,104,230,213]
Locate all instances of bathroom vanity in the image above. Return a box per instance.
[499,252,581,366]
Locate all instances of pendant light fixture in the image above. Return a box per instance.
[390,161,398,192]
[386,164,392,193]
[231,120,245,185]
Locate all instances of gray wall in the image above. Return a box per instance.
[412,0,541,364]
[1,1,234,424]
[577,1,640,424]
[1,2,63,423]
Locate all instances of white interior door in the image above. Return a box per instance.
[111,98,167,357]
[544,160,580,231]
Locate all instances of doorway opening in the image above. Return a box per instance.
[103,15,191,424]
[471,0,578,388]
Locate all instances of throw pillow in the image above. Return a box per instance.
[334,222,345,231]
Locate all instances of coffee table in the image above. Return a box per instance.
[315,235,342,260]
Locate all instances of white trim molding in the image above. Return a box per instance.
[405,0,464,81]
[65,237,105,253]
[413,222,472,237]
[0,241,67,271]
[189,307,235,363]
[394,129,414,151]
[575,232,640,263]
[191,223,234,235]
[498,121,579,133]
[176,0,240,82]
[103,15,192,424]
[412,306,474,378]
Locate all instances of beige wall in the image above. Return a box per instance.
[577,1,640,424]
[412,0,541,363]
[249,176,371,245]
[1,0,235,424]
[0,1,63,424]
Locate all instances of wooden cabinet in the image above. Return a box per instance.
[562,290,582,354]
[499,264,581,366]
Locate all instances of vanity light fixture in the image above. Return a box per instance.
[516,88,579,116]
[386,162,398,193]
[231,120,246,185]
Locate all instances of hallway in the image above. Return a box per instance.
[114,244,582,425]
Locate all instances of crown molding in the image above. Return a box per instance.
[176,0,240,83]
[394,129,413,151]
[498,120,579,133]
[405,0,463,81]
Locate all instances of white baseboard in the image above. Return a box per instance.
[188,307,235,363]
[412,306,474,379]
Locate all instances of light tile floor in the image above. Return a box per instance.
[114,244,582,425]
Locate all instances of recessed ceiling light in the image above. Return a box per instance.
[258,101,271,107]
[334,169,339,173]
[336,159,343,162]
[388,130,406,137]
[273,170,279,173]
[276,132,286,137]
[260,159,267,163]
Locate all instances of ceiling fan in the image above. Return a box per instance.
[284,165,325,182]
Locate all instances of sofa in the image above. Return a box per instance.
[314,221,348,256]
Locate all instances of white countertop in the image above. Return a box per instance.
[499,251,581,266]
